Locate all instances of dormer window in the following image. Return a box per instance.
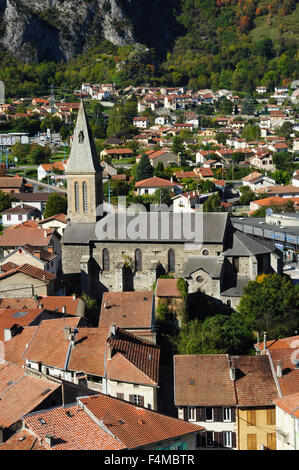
[78,131,84,143]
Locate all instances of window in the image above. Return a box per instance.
[188,407,196,422]
[206,431,214,447]
[7,214,11,221]
[202,249,209,256]
[223,431,232,448]
[232,256,239,274]
[196,275,204,283]
[206,407,214,422]
[267,409,276,425]
[133,395,142,405]
[247,410,256,426]
[82,181,88,213]
[18,214,22,221]
[247,434,257,450]
[267,432,276,450]
[74,182,79,212]
[102,248,110,271]
[135,248,142,272]
[226,299,232,307]
[223,407,231,422]
[78,130,84,143]
[168,249,175,273]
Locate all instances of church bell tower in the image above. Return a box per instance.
[65,100,103,223]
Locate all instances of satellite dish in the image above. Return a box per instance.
[266,208,273,216]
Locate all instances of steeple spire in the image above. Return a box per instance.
[65,99,101,174]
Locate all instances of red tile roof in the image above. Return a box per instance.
[3,326,38,367]
[37,296,81,315]
[274,392,299,418]
[0,429,46,450]
[0,224,55,248]
[79,394,203,449]
[135,177,180,188]
[268,349,299,397]
[0,308,42,342]
[0,361,60,428]
[0,263,55,283]
[24,404,126,450]
[156,279,181,298]
[99,291,154,330]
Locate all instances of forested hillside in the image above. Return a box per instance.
[0,0,298,96]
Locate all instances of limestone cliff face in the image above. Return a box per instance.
[0,0,178,62]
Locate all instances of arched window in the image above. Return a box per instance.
[82,181,88,213]
[168,249,175,273]
[74,182,79,212]
[135,249,142,272]
[102,248,110,271]
[78,130,84,143]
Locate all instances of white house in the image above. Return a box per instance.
[133,117,149,129]
[274,392,299,450]
[2,204,39,227]
[135,176,183,196]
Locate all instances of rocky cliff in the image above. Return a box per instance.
[0,0,178,63]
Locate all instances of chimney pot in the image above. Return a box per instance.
[62,306,66,314]
[110,323,116,336]
[72,294,76,300]
[4,328,12,342]
[277,361,283,378]
[263,332,267,352]
[45,433,54,447]
[63,326,71,340]
[229,366,236,381]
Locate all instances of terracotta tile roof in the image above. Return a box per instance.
[1,261,18,272]
[78,394,202,449]
[3,326,38,367]
[135,177,181,188]
[24,404,126,450]
[2,204,37,215]
[0,429,46,450]
[231,355,278,406]
[23,245,57,262]
[197,168,214,177]
[0,263,55,283]
[108,328,160,385]
[0,298,38,309]
[38,213,67,224]
[37,296,81,315]
[0,176,25,188]
[174,354,237,406]
[268,349,299,397]
[0,361,60,428]
[104,148,133,155]
[0,225,55,248]
[156,279,181,298]
[256,185,299,195]
[99,291,154,330]
[174,171,201,179]
[255,335,299,351]
[13,193,59,203]
[242,171,262,181]
[0,307,44,342]
[24,318,81,369]
[274,392,299,418]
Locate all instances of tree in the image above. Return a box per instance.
[81,292,100,326]
[136,154,154,181]
[43,193,67,219]
[203,193,223,212]
[239,188,256,205]
[242,124,261,141]
[29,144,51,165]
[0,190,11,213]
[242,95,256,115]
[278,121,293,140]
[154,188,172,206]
[154,162,166,179]
[238,274,299,340]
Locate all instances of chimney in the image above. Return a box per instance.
[4,328,12,342]
[44,230,47,237]
[63,326,71,340]
[34,250,41,259]
[39,303,43,309]
[263,332,267,352]
[72,294,76,300]
[229,365,236,381]
[44,433,54,448]
[107,342,112,360]
[110,323,116,336]
[0,426,3,445]
[62,306,66,314]
[277,361,283,378]
[48,246,54,254]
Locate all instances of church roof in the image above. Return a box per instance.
[65,100,102,174]
[222,231,276,256]
[62,212,230,244]
[183,256,224,278]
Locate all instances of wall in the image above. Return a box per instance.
[143,433,197,450]
[107,380,157,411]
[0,273,51,298]
[237,407,276,450]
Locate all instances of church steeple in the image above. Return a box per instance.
[65,100,102,223]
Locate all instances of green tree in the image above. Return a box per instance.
[154,188,172,206]
[81,292,100,326]
[43,193,67,219]
[203,193,223,212]
[0,190,11,213]
[136,154,154,181]
[238,274,299,339]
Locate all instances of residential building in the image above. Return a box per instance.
[0,263,56,298]
[99,291,155,342]
[174,354,279,450]
[0,176,31,195]
[22,320,160,411]
[274,393,299,450]
[100,148,133,160]
[38,213,67,237]
[2,205,39,227]
[135,177,182,196]
[13,393,204,450]
[0,244,58,274]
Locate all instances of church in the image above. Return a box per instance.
[62,101,282,308]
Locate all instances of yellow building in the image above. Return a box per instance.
[237,407,276,450]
